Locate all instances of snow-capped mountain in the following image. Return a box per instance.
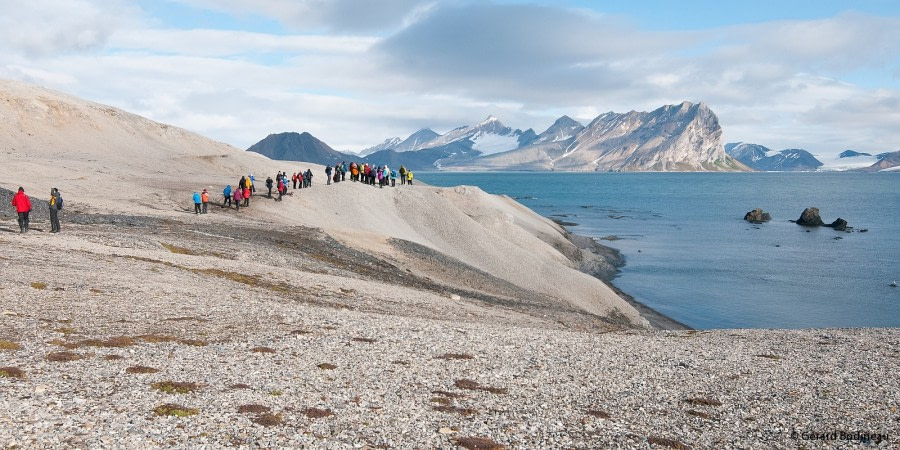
[457,102,748,171]
[533,115,584,145]
[361,137,401,156]
[360,128,440,155]
[420,116,535,156]
[725,143,822,171]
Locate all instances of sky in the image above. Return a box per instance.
[2,0,899,156]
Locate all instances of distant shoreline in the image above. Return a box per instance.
[552,217,692,331]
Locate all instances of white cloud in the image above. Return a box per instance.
[171,0,436,32]
[0,0,135,56]
[1,1,898,155]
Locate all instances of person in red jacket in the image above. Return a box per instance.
[11,187,32,233]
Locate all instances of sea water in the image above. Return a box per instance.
[417,172,900,329]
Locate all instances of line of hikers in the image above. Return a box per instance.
[217,174,256,211]
[9,186,64,233]
[195,162,416,214]
[326,162,414,187]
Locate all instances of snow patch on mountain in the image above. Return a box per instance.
[817,153,879,171]
[471,133,520,155]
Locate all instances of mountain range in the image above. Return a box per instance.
[724,143,823,171]
[249,102,750,172]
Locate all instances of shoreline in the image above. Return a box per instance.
[553,217,692,331]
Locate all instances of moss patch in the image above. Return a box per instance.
[252,413,283,427]
[251,346,276,354]
[0,367,25,379]
[351,337,377,343]
[54,327,77,335]
[586,409,611,419]
[161,243,198,255]
[31,282,47,290]
[238,404,271,414]
[126,365,159,374]
[0,340,22,351]
[153,404,199,417]
[137,334,180,343]
[80,336,136,348]
[455,436,505,450]
[684,397,722,407]
[317,363,337,370]
[229,383,251,390]
[152,381,203,394]
[302,408,332,418]
[686,410,711,419]
[46,351,83,362]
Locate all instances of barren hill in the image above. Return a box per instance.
[0,78,647,330]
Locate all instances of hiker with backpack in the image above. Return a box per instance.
[223,185,232,207]
[49,188,62,233]
[192,191,202,214]
[201,189,210,214]
[266,176,274,198]
[325,165,333,185]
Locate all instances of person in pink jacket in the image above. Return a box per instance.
[11,187,32,233]
[233,187,242,211]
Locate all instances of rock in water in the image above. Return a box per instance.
[796,207,825,226]
[743,208,771,223]
[828,218,848,231]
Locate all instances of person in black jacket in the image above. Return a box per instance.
[266,176,274,198]
[325,165,333,185]
[49,188,61,233]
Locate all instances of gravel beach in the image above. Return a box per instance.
[2,219,898,449]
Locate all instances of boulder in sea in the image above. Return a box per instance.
[795,207,825,226]
[827,218,849,231]
[743,208,771,223]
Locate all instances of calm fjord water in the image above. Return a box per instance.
[418,172,900,329]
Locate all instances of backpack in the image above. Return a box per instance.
[56,195,63,210]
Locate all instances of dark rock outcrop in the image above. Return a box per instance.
[796,207,825,226]
[826,218,849,231]
[743,208,771,223]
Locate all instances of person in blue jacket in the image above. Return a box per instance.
[192,191,202,214]
[222,185,232,207]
